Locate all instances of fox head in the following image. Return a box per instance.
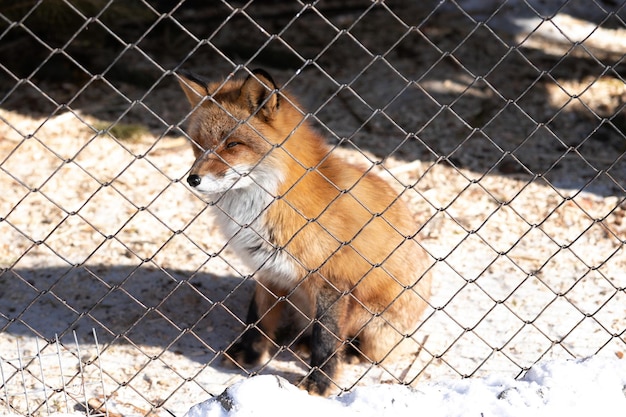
[178,69,301,196]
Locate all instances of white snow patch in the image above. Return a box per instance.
[184,356,626,417]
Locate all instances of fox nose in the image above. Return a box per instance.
[187,174,201,187]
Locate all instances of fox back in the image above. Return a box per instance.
[179,69,432,395]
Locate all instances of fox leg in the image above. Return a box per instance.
[225,284,284,367]
[357,318,403,362]
[302,284,347,396]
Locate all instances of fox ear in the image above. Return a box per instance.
[177,70,209,108]
[240,68,280,121]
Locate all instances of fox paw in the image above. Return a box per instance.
[223,341,267,368]
[299,370,334,396]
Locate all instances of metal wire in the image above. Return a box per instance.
[1,0,626,415]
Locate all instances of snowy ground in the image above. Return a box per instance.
[185,356,626,417]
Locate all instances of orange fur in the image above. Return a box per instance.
[179,69,432,395]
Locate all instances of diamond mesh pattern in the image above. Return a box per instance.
[1,0,626,414]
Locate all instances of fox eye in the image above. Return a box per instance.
[226,141,241,149]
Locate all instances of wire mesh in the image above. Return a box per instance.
[0,331,108,417]
[1,0,626,414]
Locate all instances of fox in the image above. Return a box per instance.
[177,68,432,395]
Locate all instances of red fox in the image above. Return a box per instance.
[178,68,432,395]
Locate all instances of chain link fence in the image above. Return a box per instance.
[1,0,626,414]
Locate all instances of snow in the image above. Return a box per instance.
[184,356,626,417]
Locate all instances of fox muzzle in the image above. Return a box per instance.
[187,174,201,187]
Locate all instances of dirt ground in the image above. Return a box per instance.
[1,1,626,416]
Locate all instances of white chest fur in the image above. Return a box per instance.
[213,182,300,289]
